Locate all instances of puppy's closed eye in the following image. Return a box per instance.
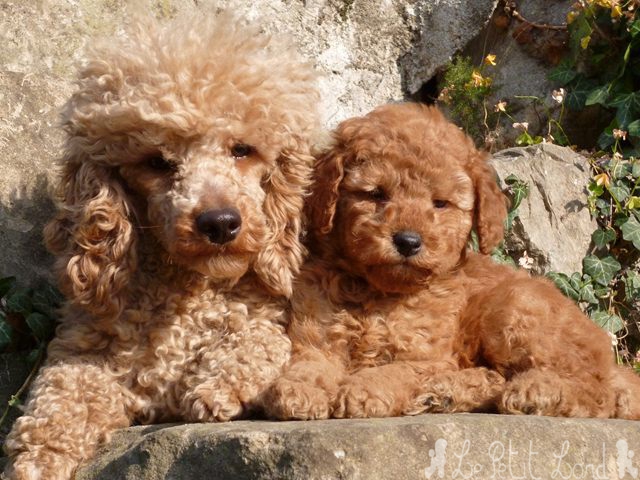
[368,187,388,202]
[433,199,448,209]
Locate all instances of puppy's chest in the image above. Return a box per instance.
[334,294,459,369]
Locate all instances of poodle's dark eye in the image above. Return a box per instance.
[231,143,255,158]
[433,199,449,209]
[369,187,388,202]
[147,154,175,171]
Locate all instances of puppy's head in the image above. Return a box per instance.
[45,13,320,316]
[308,103,507,294]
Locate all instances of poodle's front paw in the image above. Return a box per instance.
[333,377,396,418]
[5,449,78,480]
[263,377,331,420]
[184,381,245,422]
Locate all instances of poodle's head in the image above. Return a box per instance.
[307,103,507,294]
[45,13,320,316]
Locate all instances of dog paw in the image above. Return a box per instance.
[263,378,331,420]
[333,378,396,418]
[184,381,245,422]
[6,449,78,480]
[407,381,455,415]
[501,373,563,416]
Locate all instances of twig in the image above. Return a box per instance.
[0,347,45,430]
[505,1,568,31]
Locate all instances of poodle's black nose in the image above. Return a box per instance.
[393,230,422,257]
[196,208,242,245]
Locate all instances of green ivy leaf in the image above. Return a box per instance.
[609,159,631,179]
[598,126,615,150]
[580,283,599,304]
[5,288,32,315]
[504,175,529,211]
[25,312,55,342]
[609,182,630,203]
[548,60,578,84]
[627,196,640,210]
[629,20,640,37]
[591,310,624,334]
[547,272,581,301]
[31,284,63,317]
[624,271,640,301]
[633,161,640,179]
[629,119,640,138]
[592,227,617,247]
[565,77,598,110]
[490,247,516,267]
[583,255,622,286]
[585,85,610,106]
[0,276,16,299]
[596,198,610,215]
[609,91,640,129]
[0,314,13,350]
[621,215,640,249]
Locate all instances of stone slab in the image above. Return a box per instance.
[77,414,640,480]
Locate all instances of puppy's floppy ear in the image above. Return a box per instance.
[44,152,137,319]
[468,151,508,254]
[254,146,314,298]
[305,144,347,237]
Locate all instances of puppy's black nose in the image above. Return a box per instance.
[393,231,422,257]
[196,208,242,245]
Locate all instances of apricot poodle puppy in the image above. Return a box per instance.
[263,102,640,421]
[4,13,319,480]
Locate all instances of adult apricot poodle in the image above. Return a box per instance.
[3,13,320,480]
[263,102,640,421]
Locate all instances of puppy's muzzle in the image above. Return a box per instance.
[196,208,242,245]
[393,230,422,257]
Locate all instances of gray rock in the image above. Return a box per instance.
[398,0,499,94]
[76,415,640,480]
[491,144,597,275]
[0,0,496,285]
[463,0,575,148]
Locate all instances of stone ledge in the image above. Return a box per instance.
[77,414,640,480]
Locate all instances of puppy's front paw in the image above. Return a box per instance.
[409,387,454,415]
[407,369,505,415]
[501,373,563,416]
[184,381,244,422]
[263,378,331,420]
[333,378,396,418]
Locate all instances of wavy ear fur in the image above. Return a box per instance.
[468,152,508,254]
[254,147,314,298]
[305,145,347,239]
[44,155,136,318]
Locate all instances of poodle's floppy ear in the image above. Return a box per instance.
[305,144,348,238]
[468,151,508,254]
[253,147,315,298]
[44,154,137,318]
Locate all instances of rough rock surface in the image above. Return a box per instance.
[77,415,640,480]
[0,0,496,285]
[463,0,577,147]
[491,144,597,275]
